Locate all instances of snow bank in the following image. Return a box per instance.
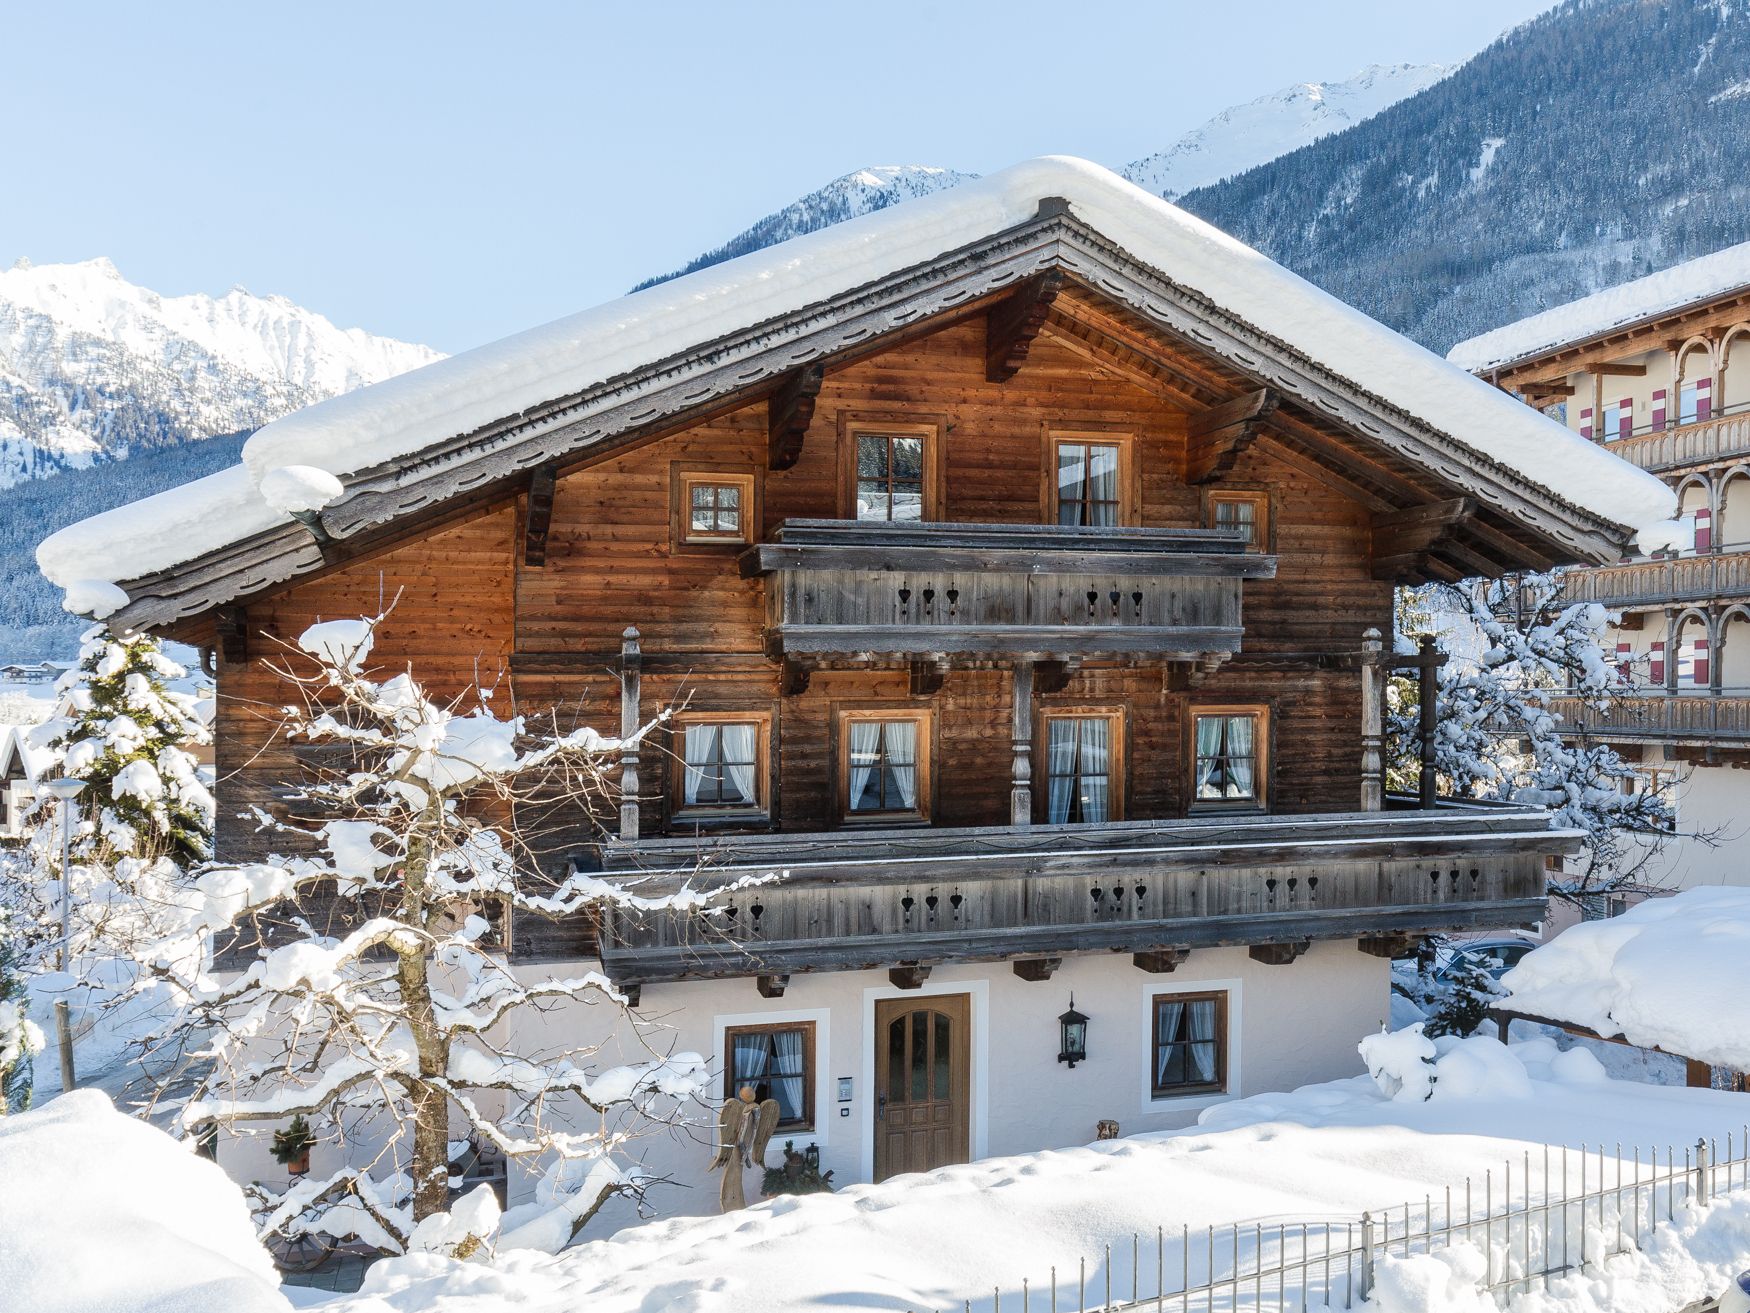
[260,464,345,515]
[38,158,1672,598]
[0,1089,289,1313]
[1449,236,1750,372]
[61,578,129,619]
[1499,886,1750,1070]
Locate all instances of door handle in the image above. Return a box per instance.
[877,1093,887,1122]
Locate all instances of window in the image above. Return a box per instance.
[724,1022,815,1129]
[1150,991,1227,1097]
[1192,707,1266,807]
[855,430,927,521]
[1042,710,1122,823]
[672,467,758,550]
[672,714,770,817]
[1051,435,1130,526]
[1204,490,1269,551]
[839,710,932,821]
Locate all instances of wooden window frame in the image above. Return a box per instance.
[1035,706,1126,824]
[671,464,761,553]
[669,710,773,822]
[1043,428,1138,527]
[1201,487,1272,552]
[723,1020,817,1131]
[835,706,934,825]
[839,412,945,522]
[1148,990,1229,1099]
[1188,704,1270,813]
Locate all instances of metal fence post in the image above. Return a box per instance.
[1696,1138,1711,1208]
[1358,1211,1376,1300]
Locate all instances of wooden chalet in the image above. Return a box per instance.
[45,158,1670,1204]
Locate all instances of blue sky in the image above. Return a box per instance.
[5,1,1557,353]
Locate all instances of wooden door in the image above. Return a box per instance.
[873,993,971,1181]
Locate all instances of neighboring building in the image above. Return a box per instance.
[41,159,1668,1224]
[0,662,66,687]
[1451,243,1750,893]
[0,726,45,839]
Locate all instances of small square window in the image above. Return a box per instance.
[1150,991,1227,1097]
[672,713,770,818]
[1205,491,1269,551]
[1192,707,1267,808]
[674,470,757,547]
[724,1022,815,1129]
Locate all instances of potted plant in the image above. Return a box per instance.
[760,1140,835,1198]
[271,1114,315,1176]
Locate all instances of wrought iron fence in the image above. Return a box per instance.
[924,1130,1750,1313]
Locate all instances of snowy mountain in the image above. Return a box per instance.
[633,166,980,290]
[0,257,441,488]
[1121,63,1452,200]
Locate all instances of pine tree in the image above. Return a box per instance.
[0,907,43,1114]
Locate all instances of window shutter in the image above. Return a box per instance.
[1652,388,1667,430]
[1695,507,1713,553]
[1617,398,1632,440]
[1698,377,1713,421]
[1616,640,1631,681]
[1651,641,1665,684]
[1695,637,1711,687]
[1580,407,1593,440]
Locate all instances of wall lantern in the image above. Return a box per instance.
[1058,996,1089,1068]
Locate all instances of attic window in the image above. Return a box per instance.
[672,467,759,550]
[1204,490,1270,551]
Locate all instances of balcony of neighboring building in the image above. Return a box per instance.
[1548,691,1750,747]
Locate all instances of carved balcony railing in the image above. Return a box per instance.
[582,804,1575,986]
[1606,414,1750,473]
[1554,551,1750,608]
[1549,693,1750,744]
[739,519,1276,665]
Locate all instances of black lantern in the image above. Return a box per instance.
[1058,995,1089,1068]
[804,1142,821,1171]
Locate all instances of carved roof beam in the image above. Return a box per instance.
[985,271,1065,382]
[522,463,557,567]
[767,362,824,471]
[1186,387,1280,483]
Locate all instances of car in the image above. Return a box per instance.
[1721,1267,1750,1313]
[1431,934,1539,984]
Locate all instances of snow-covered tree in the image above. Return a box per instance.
[1390,572,1711,902]
[135,613,756,1256]
[0,905,43,1113]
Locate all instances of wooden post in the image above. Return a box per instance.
[1417,633,1439,808]
[619,626,642,842]
[1011,660,1034,826]
[1360,627,1384,812]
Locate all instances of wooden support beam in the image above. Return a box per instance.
[985,271,1065,383]
[889,964,932,990]
[767,363,824,471]
[780,659,811,697]
[622,984,641,1009]
[1011,660,1034,826]
[1521,383,1575,399]
[1248,941,1310,966]
[1035,659,1076,695]
[1186,388,1279,484]
[1012,957,1062,982]
[522,464,557,567]
[618,627,642,841]
[1585,361,1648,377]
[1371,498,1478,581]
[756,973,789,999]
[908,660,947,698]
[216,605,248,664]
[1357,932,1419,960]
[1360,628,1385,813]
[1133,948,1190,974]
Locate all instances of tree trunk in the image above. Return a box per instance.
[401,804,452,1225]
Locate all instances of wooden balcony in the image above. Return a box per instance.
[1556,551,1750,608]
[739,519,1276,665]
[584,804,1573,986]
[1549,693,1750,745]
[1605,413,1750,474]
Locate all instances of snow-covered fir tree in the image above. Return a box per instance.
[1390,572,1707,902]
[0,906,43,1113]
[133,613,756,1257]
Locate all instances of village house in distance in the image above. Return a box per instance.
[38,158,1674,1223]
[1451,246,1750,897]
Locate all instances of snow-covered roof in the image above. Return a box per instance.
[1448,238,1750,373]
[38,157,1675,614]
[1500,886,1750,1071]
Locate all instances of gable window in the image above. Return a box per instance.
[1051,436,1129,527]
[724,1021,815,1129]
[839,710,932,822]
[1204,490,1269,551]
[1192,707,1267,808]
[855,430,927,521]
[672,466,759,551]
[673,713,770,818]
[1042,710,1122,824]
[1150,991,1227,1097]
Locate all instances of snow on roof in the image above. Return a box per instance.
[1499,886,1750,1071]
[1448,238,1750,373]
[39,157,1675,599]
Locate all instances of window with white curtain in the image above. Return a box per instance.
[1151,991,1227,1096]
[1053,439,1125,526]
[724,1022,814,1128]
[1193,709,1265,806]
[841,712,929,820]
[676,716,766,815]
[1044,712,1119,823]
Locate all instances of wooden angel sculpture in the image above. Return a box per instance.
[708,1085,781,1212]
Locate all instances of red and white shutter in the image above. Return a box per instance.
[1580,407,1594,440]
[1616,640,1632,681]
[1651,641,1666,684]
[1698,377,1713,421]
[1617,398,1633,439]
[1695,637,1711,687]
[1652,388,1667,429]
[1695,507,1713,553]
